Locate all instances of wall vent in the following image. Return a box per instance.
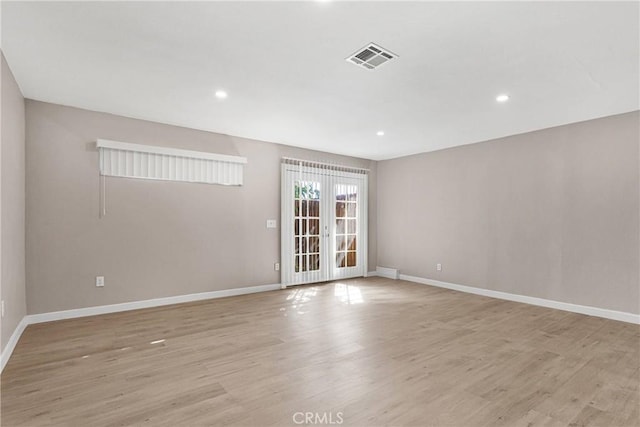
[346,43,397,70]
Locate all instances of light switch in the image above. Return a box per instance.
[266,219,277,229]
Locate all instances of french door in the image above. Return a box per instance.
[281,161,368,286]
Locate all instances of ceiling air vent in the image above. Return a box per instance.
[346,43,397,70]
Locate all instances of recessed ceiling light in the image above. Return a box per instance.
[377,131,385,136]
[496,94,510,103]
[215,90,228,99]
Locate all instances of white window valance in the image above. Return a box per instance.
[97,139,246,186]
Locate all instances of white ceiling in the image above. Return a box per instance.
[2,1,638,160]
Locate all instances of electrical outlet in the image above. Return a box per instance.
[266,219,277,229]
[96,276,105,287]
[274,262,280,271]
[436,263,442,272]
[1,300,5,318]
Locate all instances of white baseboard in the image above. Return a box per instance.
[365,271,377,277]
[399,274,640,325]
[0,283,281,373]
[376,266,399,280]
[27,283,282,324]
[1,317,29,372]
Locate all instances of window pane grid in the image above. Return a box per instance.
[335,184,357,269]
[294,181,321,273]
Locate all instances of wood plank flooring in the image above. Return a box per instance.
[1,277,639,426]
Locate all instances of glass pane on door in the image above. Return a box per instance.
[335,184,357,269]
[294,181,321,273]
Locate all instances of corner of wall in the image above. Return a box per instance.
[1,51,28,358]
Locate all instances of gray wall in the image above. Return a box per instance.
[378,111,640,314]
[25,100,377,314]
[18,95,640,317]
[1,53,27,352]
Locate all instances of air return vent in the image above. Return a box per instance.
[346,43,397,70]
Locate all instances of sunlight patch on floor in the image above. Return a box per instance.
[334,283,363,304]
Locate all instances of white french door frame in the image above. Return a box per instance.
[281,162,368,287]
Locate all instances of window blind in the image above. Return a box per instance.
[97,139,246,186]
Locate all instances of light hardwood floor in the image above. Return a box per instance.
[2,277,639,426]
